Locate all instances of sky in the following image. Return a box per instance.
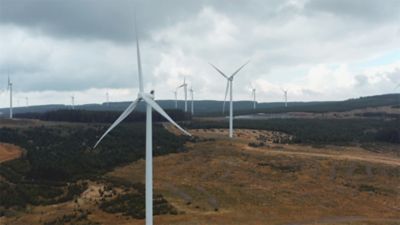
[0,0,400,107]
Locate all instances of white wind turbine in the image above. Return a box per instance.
[71,95,75,110]
[250,84,256,110]
[189,86,194,115]
[281,88,288,108]
[106,91,110,107]
[93,20,191,225]
[7,75,13,119]
[173,89,178,109]
[210,61,250,138]
[178,77,188,112]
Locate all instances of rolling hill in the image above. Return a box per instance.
[1,94,399,118]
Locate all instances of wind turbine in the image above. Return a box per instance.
[106,91,110,107]
[7,75,13,119]
[189,87,194,115]
[281,88,288,108]
[210,61,250,138]
[93,20,191,225]
[71,95,75,110]
[250,84,256,110]
[173,89,178,109]
[178,77,188,112]
[25,97,29,107]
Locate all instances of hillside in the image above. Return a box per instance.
[107,129,400,225]
[1,94,399,117]
[3,125,398,225]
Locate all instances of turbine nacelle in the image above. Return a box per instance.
[138,91,154,100]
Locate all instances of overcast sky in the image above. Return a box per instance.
[0,0,399,107]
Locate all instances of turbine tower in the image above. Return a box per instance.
[281,88,288,107]
[178,77,188,112]
[71,95,75,110]
[210,61,249,138]
[189,87,194,115]
[251,84,256,110]
[7,76,13,119]
[173,90,178,109]
[93,19,191,225]
[106,91,110,107]
[282,89,288,108]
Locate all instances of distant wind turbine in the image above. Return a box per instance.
[7,75,13,119]
[210,61,250,138]
[189,87,194,115]
[250,84,256,110]
[93,19,191,225]
[106,91,110,107]
[106,91,110,106]
[71,95,75,110]
[173,90,178,109]
[25,97,29,107]
[178,77,188,112]
[281,88,288,108]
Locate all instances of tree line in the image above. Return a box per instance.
[14,109,191,123]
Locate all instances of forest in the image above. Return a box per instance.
[14,109,191,123]
[187,118,400,145]
[198,94,400,116]
[2,93,398,117]
[0,122,189,215]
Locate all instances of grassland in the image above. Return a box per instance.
[106,127,400,225]
[1,119,399,225]
[0,143,22,163]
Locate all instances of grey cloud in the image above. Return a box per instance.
[386,68,400,83]
[1,0,399,44]
[0,0,203,42]
[301,88,320,96]
[355,74,368,87]
[304,0,400,22]
[0,0,399,102]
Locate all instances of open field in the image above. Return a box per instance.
[105,127,400,225]
[1,121,399,225]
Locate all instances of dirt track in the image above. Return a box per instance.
[166,124,400,167]
[245,146,400,167]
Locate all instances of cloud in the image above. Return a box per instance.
[0,0,400,107]
[0,0,206,42]
[304,0,400,22]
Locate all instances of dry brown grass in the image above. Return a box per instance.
[2,127,399,225]
[106,128,400,225]
[0,143,23,163]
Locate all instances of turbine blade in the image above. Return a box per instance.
[231,61,250,79]
[135,16,144,93]
[94,98,140,148]
[223,80,229,113]
[141,95,191,136]
[209,63,228,79]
